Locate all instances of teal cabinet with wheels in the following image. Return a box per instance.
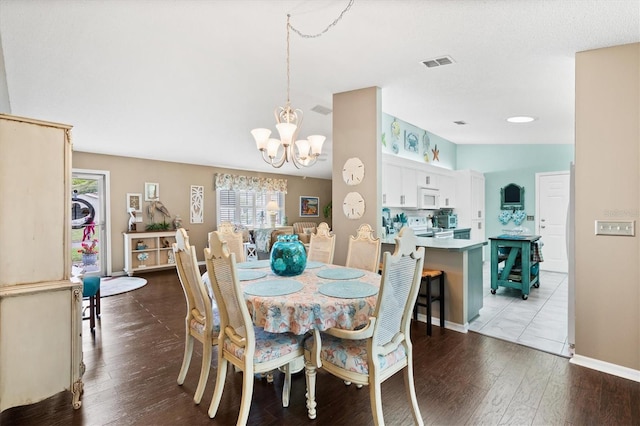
[489,235,541,300]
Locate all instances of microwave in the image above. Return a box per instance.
[418,187,440,209]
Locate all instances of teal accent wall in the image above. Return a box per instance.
[381,113,457,170]
[458,144,574,240]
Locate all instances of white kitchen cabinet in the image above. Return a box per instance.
[416,169,438,189]
[382,156,417,208]
[124,231,177,276]
[439,172,457,208]
[0,114,83,413]
[382,161,402,206]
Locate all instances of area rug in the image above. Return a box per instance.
[100,277,148,297]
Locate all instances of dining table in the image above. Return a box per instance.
[203,259,382,336]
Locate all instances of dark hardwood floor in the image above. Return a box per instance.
[2,269,638,426]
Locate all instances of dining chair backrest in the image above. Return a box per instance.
[174,228,212,329]
[345,224,381,273]
[173,228,219,404]
[308,222,336,264]
[376,227,425,349]
[205,231,255,351]
[217,221,246,263]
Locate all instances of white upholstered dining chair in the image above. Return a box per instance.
[173,228,220,404]
[304,227,425,425]
[345,223,382,273]
[204,231,304,425]
[307,222,335,264]
[217,221,246,263]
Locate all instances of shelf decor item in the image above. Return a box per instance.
[270,234,306,277]
[137,252,149,267]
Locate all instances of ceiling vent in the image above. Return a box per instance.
[453,120,467,125]
[421,55,455,68]
[311,105,332,115]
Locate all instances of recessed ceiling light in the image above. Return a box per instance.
[507,116,536,123]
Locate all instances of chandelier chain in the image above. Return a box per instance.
[287,0,354,39]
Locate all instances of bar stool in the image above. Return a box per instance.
[82,276,101,332]
[414,269,445,336]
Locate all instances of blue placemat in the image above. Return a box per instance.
[317,268,365,280]
[318,281,378,299]
[237,260,271,269]
[305,261,325,269]
[238,270,268,281]
[244,279,304,297]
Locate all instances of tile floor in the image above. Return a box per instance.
[468,262,571,358]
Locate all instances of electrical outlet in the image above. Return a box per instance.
[526,215,534,221]
[595,220,635,236]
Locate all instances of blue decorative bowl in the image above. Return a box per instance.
[270,234,307,277]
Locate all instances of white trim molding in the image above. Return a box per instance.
[570,354,640,383]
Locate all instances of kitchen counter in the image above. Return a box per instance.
[381,235,487,332]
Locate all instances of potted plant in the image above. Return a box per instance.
[79,238,99,265]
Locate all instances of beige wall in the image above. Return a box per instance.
[73,152,331,273]
[332,87,382,265]
[575,42,640,371]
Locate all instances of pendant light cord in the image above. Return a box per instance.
[288,0,355,39]
[284,0,354,104]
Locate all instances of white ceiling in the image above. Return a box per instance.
[1,0,638,179]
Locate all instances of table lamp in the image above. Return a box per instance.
[267,201,279,228]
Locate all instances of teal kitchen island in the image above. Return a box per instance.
[381,235,487,333]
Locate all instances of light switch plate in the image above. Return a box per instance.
[595,220,635,236]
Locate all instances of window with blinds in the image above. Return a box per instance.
[217,189,284,227]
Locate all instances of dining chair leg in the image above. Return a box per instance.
[305,361,318,419]
[369,379,384,426]
[208,357,228,418]
[281,362,291,407]
[177,331,194,385]
[238,364,255,426]
[194,342,212,404]
[403,360,424,426]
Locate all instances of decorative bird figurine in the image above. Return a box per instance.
[147,200,171,223]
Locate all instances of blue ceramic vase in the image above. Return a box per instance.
[270,234,307,277]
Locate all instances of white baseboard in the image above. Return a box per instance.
[570,354,640,383]
[415,313,468,334]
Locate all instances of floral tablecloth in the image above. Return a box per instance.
[203,264,381,335]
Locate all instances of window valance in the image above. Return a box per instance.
[214,173,288,194]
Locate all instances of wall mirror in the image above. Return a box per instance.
[500,183,524,210]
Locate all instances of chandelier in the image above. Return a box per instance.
[252,1,353,169]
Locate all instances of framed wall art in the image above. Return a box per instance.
[126,193,142,213]
[299,196,319,217]
[190,185,204,224]
[145,182,159,201]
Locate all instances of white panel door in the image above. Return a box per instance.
[536,172,570,272]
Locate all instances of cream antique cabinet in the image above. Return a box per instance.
[123,231,177,276]
[0,114,83,412]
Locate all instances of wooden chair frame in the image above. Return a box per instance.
[205,231,304,425]
[173,228,219,404]
[307,222,335,264]
[304,227,425,425]
[345,223,382,273]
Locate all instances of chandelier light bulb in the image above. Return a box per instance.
[251,128,271,150]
